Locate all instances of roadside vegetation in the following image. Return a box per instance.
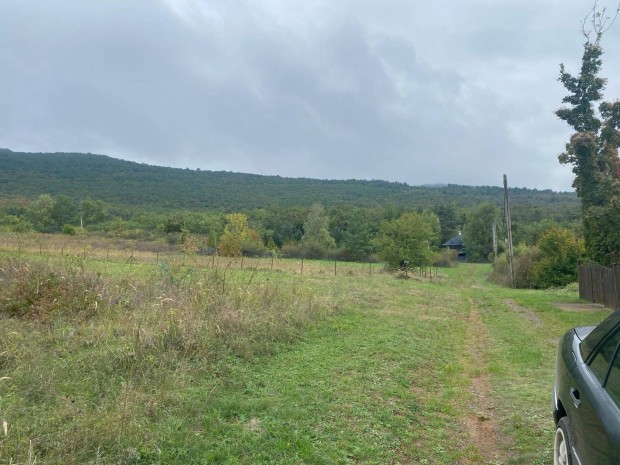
[0,237,609,464]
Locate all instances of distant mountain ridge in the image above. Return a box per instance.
[0,149,579,212]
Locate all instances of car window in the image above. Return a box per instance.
[606,353,620,408]
[580,312,620,361]
[588,327,620,386]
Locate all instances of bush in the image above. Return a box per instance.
[280,242,329,259]
[280,242,302,258]
[299,242,328,259]
[0,257,106,318]
[491,228,584,289]
[0,215,33,233]
[326,247,349,261]
[241,242,267,257]
[530,227,584,288]
[514,246,541,288]
[491,244,541,288]
[432,249,458,268]
[62,224,77,235]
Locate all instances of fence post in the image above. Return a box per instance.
[334,260,337,276]
[301,258,304,275]
[612,266,620,310]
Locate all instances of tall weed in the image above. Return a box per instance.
[0,255,336,464]
[0,257,106,319]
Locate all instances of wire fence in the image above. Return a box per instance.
[0,234,440,279]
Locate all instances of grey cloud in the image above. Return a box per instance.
[2,0,620,190]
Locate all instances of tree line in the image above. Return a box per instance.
[0,193,583,276]
[0,149,580,213]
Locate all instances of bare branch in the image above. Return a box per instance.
[582,1,620,43]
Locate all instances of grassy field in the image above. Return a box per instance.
[0,238,610,464]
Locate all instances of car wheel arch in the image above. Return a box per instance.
[554,395,568,425]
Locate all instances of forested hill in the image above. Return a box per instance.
[0,149,578,212]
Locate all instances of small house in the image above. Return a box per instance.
[442,232,465,259]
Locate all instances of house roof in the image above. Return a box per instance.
[442,234,463,247]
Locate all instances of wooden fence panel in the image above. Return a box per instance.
[579,264,620,310]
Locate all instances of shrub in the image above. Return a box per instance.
[491,228,584,289]
[491,244,541,288]
[299,242,328,259]
[0,215,33,233]
[280,242,303,258]
[0,257,106,318]
[530,227,584,288]
[432,249,458,268]
[62,224,77,235]
[280,242,329,259]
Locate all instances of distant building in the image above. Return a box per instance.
[442,232,465,259]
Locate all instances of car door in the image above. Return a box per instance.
[571,325,620,465]
[602,349,620,464]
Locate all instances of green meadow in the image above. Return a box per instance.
[0,242,609,465]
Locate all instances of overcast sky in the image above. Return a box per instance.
[2,1,620,191]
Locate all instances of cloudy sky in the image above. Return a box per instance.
[2,1,620,191]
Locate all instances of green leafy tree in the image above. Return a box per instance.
[26,194,56,232]
[301,203,336,257]
[556,5,620,265]
[50,195,78,229]
[419,210,441,248]
[462,203,500,262]
[433,203,463,244]
[341,209,375,261]
[373,212,437,269]
[261,207,305,247]
[219,213,251,257]
[80,197,109,226]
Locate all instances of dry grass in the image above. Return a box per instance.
[0,252,339,465]
[0,233,388,278]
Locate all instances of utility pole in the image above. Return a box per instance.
[503,174,515,288]
[492,221,498,260]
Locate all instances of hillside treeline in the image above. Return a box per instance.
[0,149,579,211]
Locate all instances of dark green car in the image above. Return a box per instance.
[552,310,620,464]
